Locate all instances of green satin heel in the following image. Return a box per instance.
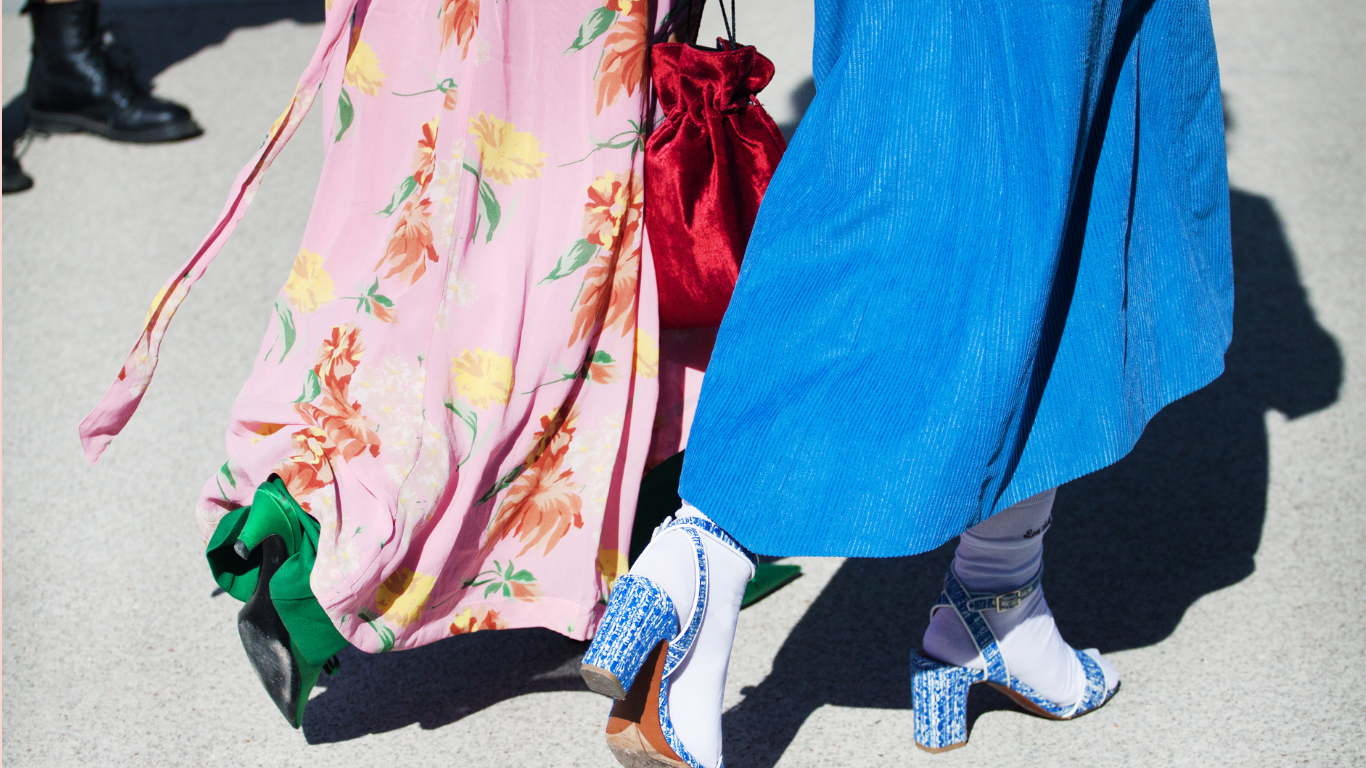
[206,477,348,728]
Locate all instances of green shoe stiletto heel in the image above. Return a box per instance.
[236,532,327,728]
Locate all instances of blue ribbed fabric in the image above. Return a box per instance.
[678,0,1234,557]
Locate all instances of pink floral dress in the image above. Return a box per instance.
[81,0,682,652]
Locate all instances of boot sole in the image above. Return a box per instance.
[3,174,34,194]
[27,109,203,143]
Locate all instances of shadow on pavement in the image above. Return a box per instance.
[303,627,592,743]
[714,189,1343,767]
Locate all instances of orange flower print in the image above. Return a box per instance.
[594,9,646,115]
[568,256,611,345]
[274,428,335,509]
[298,394,382,461]
[377,198,439,285]
[314,323,365,396]
[509,580,543,601]
[412,118,439,189]
[449,605,507,635]
[370,299,398,324]
[438,0,479,57]
[442,88,459,111]
[525,405,578,467]
[486,436,584,557]
[605,0,636,13]
[582,170,643,252]
[294,325,382,462]
[568,241,640,345]
[588,356,619,384]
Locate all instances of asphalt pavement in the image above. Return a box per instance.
[2,1,1363,766]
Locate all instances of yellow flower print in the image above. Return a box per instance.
[635,330,658,379]
[596,548,629,597]
[468,112,547,186]
[284,248,335,314]
[344,40,386,97]
[453,348,514,408]
[144,285,169,326]
[375,568,437,628]
[267,102,292,140]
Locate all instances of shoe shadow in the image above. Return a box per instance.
[302,627,592,743]
[717,184,1343,767]
[3,0,325,156]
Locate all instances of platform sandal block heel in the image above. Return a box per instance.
[908,568,1117,752]
[586,516,752,768]
[582,574,680,699]
[910,652,981,752]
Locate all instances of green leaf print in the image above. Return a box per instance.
[462,560,539,600]
[445,399,478,434]
[591,350,615,365]
[274,299,296,362]
[477,463,526,505]
[377,175,419,217]
[476,179,501,242]
[565,6,617,53]
[358,610,396,653]
[219,460,237,488]
[446,399,485,469]
[335,85,354,142]
[519,364,578,395]
[463,162,503,243]
[539,239,599,284]
[367,279,393,307]
[341,279,396,318]
[292,369,322,404]
[557,122,646,167]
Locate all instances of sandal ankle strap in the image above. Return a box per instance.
[930,567,1044,684]
[959,567,1044,613]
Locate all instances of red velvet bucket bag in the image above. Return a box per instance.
[645,2,786,329]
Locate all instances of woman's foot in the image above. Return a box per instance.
[921,489,1118,708]
[585,505,753,768]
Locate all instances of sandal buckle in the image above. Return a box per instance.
[994,590,1025,611]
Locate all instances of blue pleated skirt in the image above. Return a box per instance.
[678,0,1234,557]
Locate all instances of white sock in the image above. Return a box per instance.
[627,502,752,768]
[922,489,1120,707]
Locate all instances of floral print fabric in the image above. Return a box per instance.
[81,0,669,652]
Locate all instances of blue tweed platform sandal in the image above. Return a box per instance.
[581,515,754,768]
[909,568,1117,752]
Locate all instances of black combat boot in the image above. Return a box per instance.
[24,0,203,143]
[3,145,34,194]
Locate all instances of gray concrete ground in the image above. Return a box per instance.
[3,2,1364,766]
